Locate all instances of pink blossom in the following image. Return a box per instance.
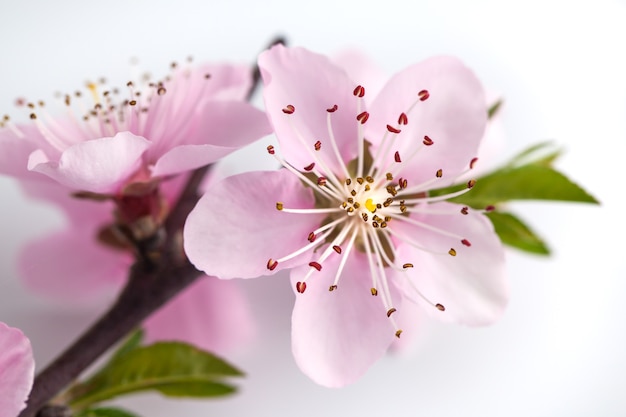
[0,322,34,417]
[0,61,271,194]
[184,45,508,387]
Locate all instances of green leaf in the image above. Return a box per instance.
[506,141,562,168]
[487,211,550,255]
[431,164,599,207]
[75,407,140,417]
[67,342,243,410]
[487,99,503,119]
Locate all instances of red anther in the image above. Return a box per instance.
[461,239,472,247]
[282,104,295,114]
[304,162,315,171]
[309,261,322,271]
[461,206,469,215]
[353,85,365,97]
[470,157,478,169]
[267,258,278,271]
[418,89,430,101]
[398,178,408,189]
[326,104,338,113]
[485,205,495,212]
[467,179,476,189]
[386,308,397,317]
[333,245,342,254]
[387,124,401,134]
[398,112,408,125]
[314,140,322,151]
[317,176,327,186]
[308,232,316,242]
[266,145,275,155]
[436,169,443,178]
[423,135,434,146]
[436,303,446,311]
[296,281,307,293]
[356,111,370,124]
[394,151,401,163]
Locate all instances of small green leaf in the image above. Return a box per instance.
[506,141,562,168]
[487,99,503,119]
[67,342,243,410]
[487,211,550,255]
[75,407,140,417]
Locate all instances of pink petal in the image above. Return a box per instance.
[367,56,487,185]
[259,45,359,174]
[393,202,508,326]
[0,322,34,417]
[332,49,388,103]
[151,101,271,177]
[144,277,255,355]
[290,251,398,387]
[28,132,150,193]
[184,169,324,278]
[18,228,129,303]
[0,128,41,180]
[192,63,253,101]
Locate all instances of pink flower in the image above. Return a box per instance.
[184,45,508,387]
[0,322,34,417]
[0,61,270,194]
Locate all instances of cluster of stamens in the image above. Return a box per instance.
[2,57,212,158]
[266,84,482,338]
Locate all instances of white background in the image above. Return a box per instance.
[1,0,625,416]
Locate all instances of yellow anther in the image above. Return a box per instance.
[365,198,377,213]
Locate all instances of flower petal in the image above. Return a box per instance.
[259,45,359,175]
[332,49,388,103]
[367,56,487,185]
[18,228,129,303]
[393,202,508,326]
[28,132,150,193]
[151,101,271,177]
[0,128,39,179]
[184,169,324,278]
[144,277,255,355]
[0,322,34,417]
[290,251,398,387]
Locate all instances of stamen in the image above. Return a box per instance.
[394,151,401,163]
[436,304,446,311]
[436,169,443,178]
[423,135,434,146]
[461,206,469,215]
[282,104,295,114]
[461,239,471,247]
[418,89,430,101]
[467,179,476,189]
[356,111,369,124]
[386,308,397,317]
[314,140,322,151]
[353,85,365,97]
[267,259,278,271]
[304,162,315,171]
[387,124,401,134]
[326,104,338,113]
[395,330,403,338]
[448,248,457,256]
[371,288,378,296]
[470,157,478,169]
[398,112,408,125]
[296,281,307,293]
[333,245,342,254]
[308,261,322,271]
